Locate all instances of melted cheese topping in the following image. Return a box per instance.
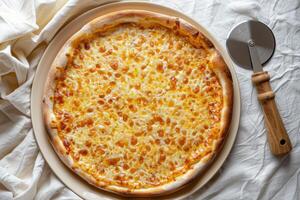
[53,23,223,189]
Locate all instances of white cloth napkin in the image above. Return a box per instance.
[0,0,299,199]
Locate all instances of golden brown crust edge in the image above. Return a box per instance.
[209,50,234,153]
[42,10,233,197]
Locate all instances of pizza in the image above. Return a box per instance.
[43,10,233,196]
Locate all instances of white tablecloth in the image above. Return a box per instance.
[0,0,299,199]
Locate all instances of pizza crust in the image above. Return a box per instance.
[43,10,233,196]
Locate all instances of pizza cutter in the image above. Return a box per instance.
[226,20,292,156]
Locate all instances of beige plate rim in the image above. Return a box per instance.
[31,1,241,199]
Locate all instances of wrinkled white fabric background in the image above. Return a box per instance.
[0,0,299,199]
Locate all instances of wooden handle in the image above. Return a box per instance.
[252,71,292,156]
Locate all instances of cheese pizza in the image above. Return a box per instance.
[43,10,233,196]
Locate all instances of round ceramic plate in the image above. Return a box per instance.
[31,1,241,199]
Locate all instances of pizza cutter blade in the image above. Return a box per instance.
[226,20,292,156]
